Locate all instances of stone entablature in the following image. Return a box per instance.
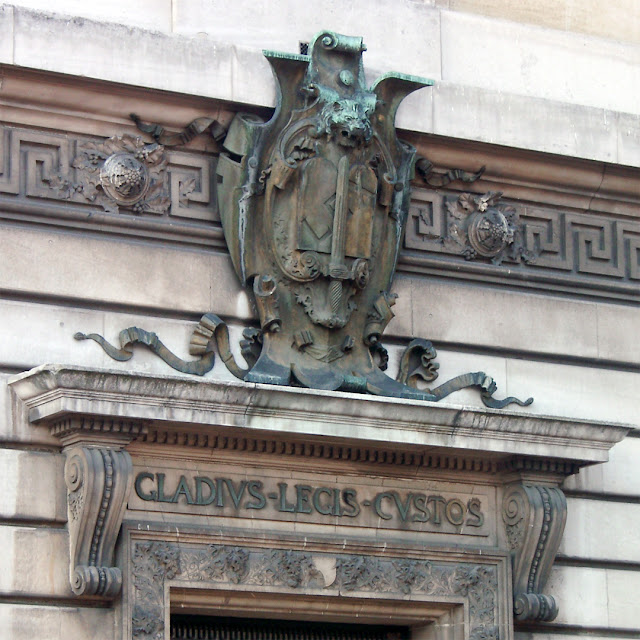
[1,62,639,306]
[9,365,628,464]
[1,114,638,304]
[9,364,630,637]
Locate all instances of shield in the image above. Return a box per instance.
[77,29,533,408]
[216,30,431,392]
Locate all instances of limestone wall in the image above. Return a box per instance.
[0,3,638,639]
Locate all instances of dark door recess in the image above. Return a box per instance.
[170,615,411,640]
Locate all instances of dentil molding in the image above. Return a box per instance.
[9,364,630,616]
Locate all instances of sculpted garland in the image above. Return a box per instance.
[77,30,532,409]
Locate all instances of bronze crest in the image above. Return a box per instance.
[77,30,531,409]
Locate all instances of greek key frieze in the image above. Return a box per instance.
[404,190,640,300]
[0,125,217,223]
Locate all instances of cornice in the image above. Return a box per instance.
[9,365,629,467]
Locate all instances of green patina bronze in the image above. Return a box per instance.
[212,30,530,408]
[79,30,531,409]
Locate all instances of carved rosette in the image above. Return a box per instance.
[445,192,534,265]
[502,483,567,622]
[49,134,169,214]
[65,447,133,597]
[131,541,500,640]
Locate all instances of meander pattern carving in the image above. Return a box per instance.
[1,123,637,301]
[406,190,640,299]
[131,541,499,640]
[0,126,217,222]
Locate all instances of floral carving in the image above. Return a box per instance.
[67,488,84,522]
[334,555,387,592]
[211,546,249,584]
[252,549,325,588]
[130,540,500,640]
[48,134,169,214]
[445,192,536,265]
[391,558,431,594]
[132,541,180,640]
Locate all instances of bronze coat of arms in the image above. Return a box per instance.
[77,30,531,409]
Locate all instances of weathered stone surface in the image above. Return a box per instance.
[503,360,639,425]
[546,565,640,629]
[595,303,640,364]
[0,224,244,316]
[606,568,640,629]
[560,498,640,563]
[544,565,608,627]
[0,603,115,640]
[2,297,639,424]
[0,299,111,371]
[10,366,630,464]
[563,437,640,496]
[447,0,640,46]
[0,526,72,597]
[1,5,640,166]
[0,374,59,446]
[431,82,619,163]
[9,5,275,107]
[15,0,171,31]
[440,10,640,114]
[3,228,639,367]
[0,449,66,522]
[411,281,601,359]
[617,111,640,167]
[0,4,13,63]
[0,299,246,382]
[171,0,443,81]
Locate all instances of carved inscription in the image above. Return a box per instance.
[131,471,489,536]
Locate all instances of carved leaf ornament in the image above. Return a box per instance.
[131,541,500,640]
[49,134,170,214]
[76,30,533,410]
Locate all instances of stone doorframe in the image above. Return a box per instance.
[122,527,511,640]
[9,366,631,640]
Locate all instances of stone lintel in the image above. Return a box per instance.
[9,365,630,468]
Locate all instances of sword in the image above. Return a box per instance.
[329,154,350,315]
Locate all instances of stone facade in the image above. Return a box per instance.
[0,2,639,640]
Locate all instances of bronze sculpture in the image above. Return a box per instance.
[77,30,531,409]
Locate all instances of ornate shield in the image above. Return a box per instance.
[217,31,433,393]
[77,30,532,408]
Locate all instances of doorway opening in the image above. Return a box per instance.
[170,615,410,640]
[168,589,465,640]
